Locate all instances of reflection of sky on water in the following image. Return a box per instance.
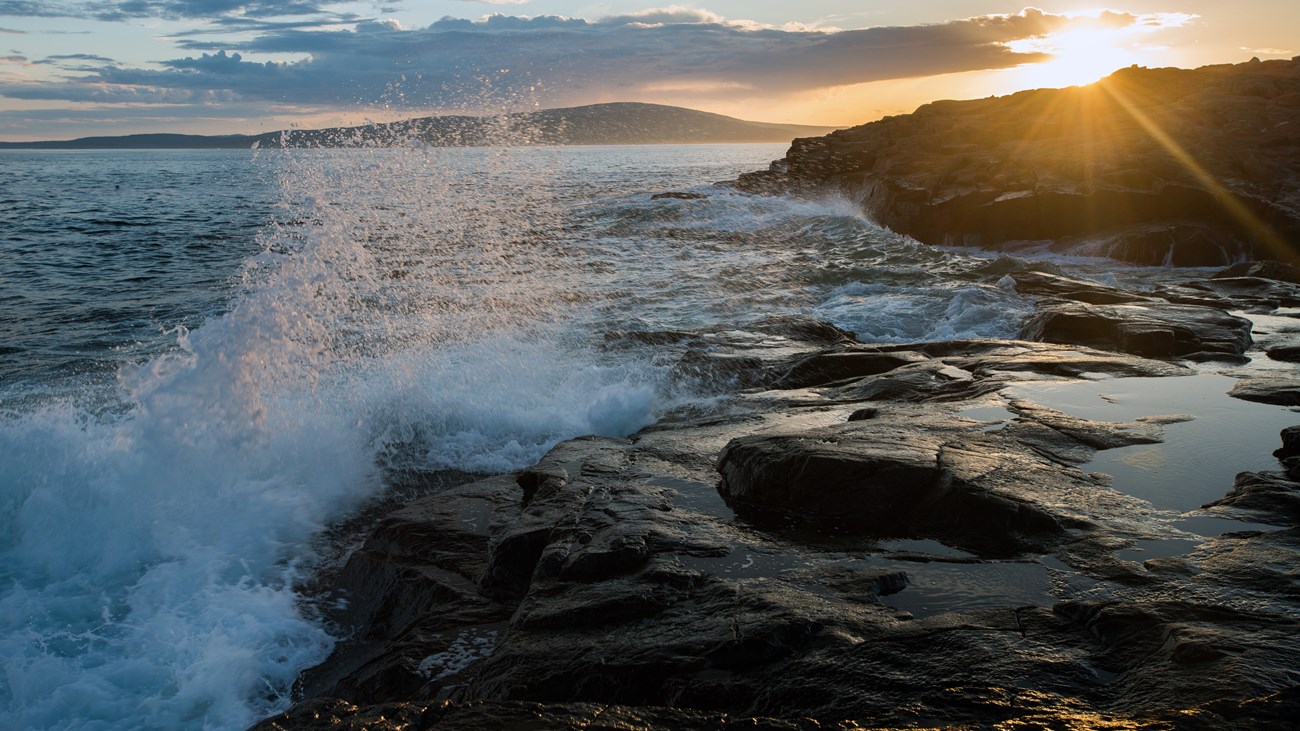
[1005,373,1298,512]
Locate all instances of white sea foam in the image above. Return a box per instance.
[0,143,693,730]
[0,216,383,729]
[815,281,1035,342]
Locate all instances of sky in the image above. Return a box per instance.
[0,1,1296,140]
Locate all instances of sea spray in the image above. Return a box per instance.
[0,127,686,729]
[0,175,384,729]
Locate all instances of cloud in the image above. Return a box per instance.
[34,52,116,66]
[1241,46,1294,56]
[0,1,68,17]
[165,14,367,36]
[0,53,26,62]
[0,8,1187,117]
[0,100,297,137]
[0,1,355,21]
[0,25,27,33]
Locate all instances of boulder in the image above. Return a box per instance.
[713,415,1110,555]
[1229,376,1300,406]
[1274,425,1300,460]
[1006,271,1159,304]
[1207,472,1300,524]
[1179,277,1300,311]
[1215,260,1300,284]
[1020,301,1253,358]
[767,349,928,389]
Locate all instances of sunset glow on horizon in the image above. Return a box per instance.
[0,2,1295,140]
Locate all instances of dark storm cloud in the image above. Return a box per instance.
[0,8,1164,111]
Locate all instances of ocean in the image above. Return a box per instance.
[0,144,1222,729]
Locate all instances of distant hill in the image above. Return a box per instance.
[0,103,839,149]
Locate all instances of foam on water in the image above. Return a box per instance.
[0,193,383,729]
[332,330,685,475]
[0,141,691,730]
[815,280,1034,342]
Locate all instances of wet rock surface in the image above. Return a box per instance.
[651,191,710,200]
[254,269,1300,730]
[730,59,1300,265]
[1229,376,1300,405]
[1020,301,1254,358]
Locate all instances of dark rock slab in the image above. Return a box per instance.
[1267,344,1300,362]
[1215,260,1300,284]
[603,329,703,348]
[250,698,835,731]
[767,349,928,389]
[716,426,947,520]
[1020,301,1253,358]
[1229,376,1300,406]
[1007,270,1159,304]
[246,689,1300,730]
[1002,400,1163,464]
[828,361,996,403]
[743,315,858,345]
[1275,425,1300,460]
[651,191,710,200]
[296,477,520,703]
[1206,472,1300,524]
[1179,276,1300,311]
[1183,525,1300,609]
[1151,284,1234,309]
[914,339,1190,379]
[714,414,1107,555]
[1053,600,1300,715]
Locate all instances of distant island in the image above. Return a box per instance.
[0,102,840,149]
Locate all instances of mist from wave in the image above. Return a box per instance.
[0,143,728,730]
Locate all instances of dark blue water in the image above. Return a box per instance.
[1,151,274,388]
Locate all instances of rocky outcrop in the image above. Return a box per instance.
[1020,301,1254,358]
[732,59,1300,265]
[1230,376,1300,405]
[256,300,1300,730]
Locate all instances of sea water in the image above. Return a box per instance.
[0,143,1247,729]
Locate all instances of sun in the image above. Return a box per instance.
[1001,9,1196,89]
[1005,27,1144,88]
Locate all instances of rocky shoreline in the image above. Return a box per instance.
[731,58,1300,267]
[252,60,1300,730]
[254,264,1300,730]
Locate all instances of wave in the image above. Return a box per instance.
[0,145,690,730]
